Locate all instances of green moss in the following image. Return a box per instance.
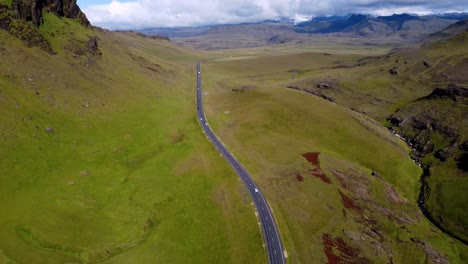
[425,164,468,243]
[38,12,92,54]
[0,29,264,264]
[200,43,467,262]
[0,0,12,7]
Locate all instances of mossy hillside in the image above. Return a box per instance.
[0,5,54,53]
[0,0,11,7]
[213,29,468,247]
[200,50,466,263]
[0,18,265,264]
[370,35,468,243]
[37,12,93,54]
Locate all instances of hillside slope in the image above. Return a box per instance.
[295,14,460,40]
[425,18,468,44]
[0,4,265,264]
[284,23,468,244]
[199,41,467,263]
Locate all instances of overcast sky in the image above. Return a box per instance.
[77,0,468,29]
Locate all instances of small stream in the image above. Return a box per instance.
[390,129,468,245]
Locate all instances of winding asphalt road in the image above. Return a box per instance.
[195,63,285,264]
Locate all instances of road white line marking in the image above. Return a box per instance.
[197,63,284,264]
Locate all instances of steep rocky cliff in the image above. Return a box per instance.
[11,0,89,27]
[0,0,97,55]
[0,2,55,53]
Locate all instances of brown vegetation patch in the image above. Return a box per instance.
[331,170,371,201]
[446,58,468,83]
[288,69,302,74]
[288,84,335,102]
[301,152,332,183]
[232,85,256,93]
[311,168,331,184]
[302,152,320,166]
[114,146,125,152]
[296,174,304,182]
[338,189,359,210]
[385,185,407,204]
[322,234,369,264]
[331,169,413,227]
[265,173,297,200]
[411,238,449,264]
[374,205,413,225]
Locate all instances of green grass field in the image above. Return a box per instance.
[200,48,467,263]
[203,32,468,250]
[0,15,264,264]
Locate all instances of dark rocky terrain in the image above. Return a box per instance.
[0,0,96,54]
[289,19,468,244]
[11,0,89,27]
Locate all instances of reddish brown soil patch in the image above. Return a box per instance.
[322,234,369,264]
[311,168,331,184]
[323,234,340,264]
[302,152,320,166]
[339,189,359,210]
[296,174,304,182]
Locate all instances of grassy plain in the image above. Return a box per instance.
[0,15,264,264]
[201,44,467,263]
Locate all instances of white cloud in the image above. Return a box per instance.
[82,0,468,29]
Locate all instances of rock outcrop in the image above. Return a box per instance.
[11,0,89,27]
[423,84,468,101]
[388,84,467,163]
[0,3,55,53]
[1,0,94,54]
[266,34,291,44]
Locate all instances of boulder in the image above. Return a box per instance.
[459,141,468,151]
[316,82,331,89]
[424,84,468,101]
[387,116,403,126]
[87,36,101,55]
[421,142,435,155]
[423,60,432,68]
[435,147,452,162]
[389,68,399,75]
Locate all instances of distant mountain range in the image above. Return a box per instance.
[294,13,468,39]
[425,18,468,44]
[138,13,468,49]
[141,13,467,37]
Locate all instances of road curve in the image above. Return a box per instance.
[195,63,285,264]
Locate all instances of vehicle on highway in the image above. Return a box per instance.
[196,63,284,264]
